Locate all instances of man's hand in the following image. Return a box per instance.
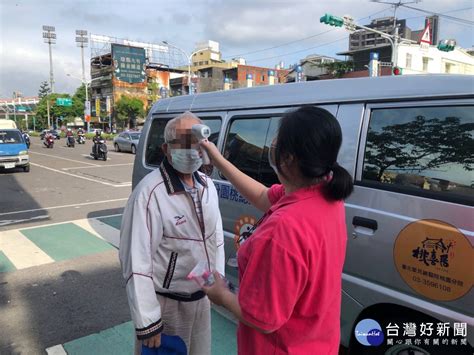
[142,333,161,348]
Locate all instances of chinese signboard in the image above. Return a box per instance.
[112,44,146,84]
[95,98,100,118]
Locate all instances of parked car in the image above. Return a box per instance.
[0,128,30,172]
[113,131,141,154]
[40,129,60,140]
[132,75,474,355]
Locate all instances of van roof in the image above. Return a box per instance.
[150,75,473,114]
[0,119,17,129]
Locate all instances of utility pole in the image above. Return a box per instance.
[75,30,90,131]
[42,26,56,93]
[320,13,416,70]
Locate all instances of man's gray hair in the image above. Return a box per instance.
[164,111,202,143]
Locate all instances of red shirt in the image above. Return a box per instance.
[237,184,347,355]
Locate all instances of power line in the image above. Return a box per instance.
[240,6,474,65]
[247,37,348,64]
[401,4,474,25]
[224,7,392,59]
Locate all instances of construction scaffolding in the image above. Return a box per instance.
[90,34,187,68]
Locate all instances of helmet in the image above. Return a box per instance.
[67,128,72,131]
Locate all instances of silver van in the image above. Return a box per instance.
[132,75,473,354]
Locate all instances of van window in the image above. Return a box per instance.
[362,105,474,203]
[0,130,22,144]
[222,117,279,186]
[145,116,221,167]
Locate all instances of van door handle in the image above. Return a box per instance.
[352,217,378,238]
[352,216,378,231]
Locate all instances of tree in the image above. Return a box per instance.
[115,95,145,129]
[317,61,354,78]
[38,81,50,99]
[35,93,75,129]
[71,84,89,118]
[364,115,474,181]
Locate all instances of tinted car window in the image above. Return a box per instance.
[362,105,474,202]
[130,133,141,140]
[222,117,279,186]
[145,116,222,167]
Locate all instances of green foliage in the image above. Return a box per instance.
[71,84,90,118]
[115,96,144,129]
[38,81,50,99]
[35,93,75,129]
[317,61,354,78]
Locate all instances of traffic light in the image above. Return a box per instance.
[320,13,344,27]
[392,66,403,76]
[437,39,456,52]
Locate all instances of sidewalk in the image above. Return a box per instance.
[47,310,237,355]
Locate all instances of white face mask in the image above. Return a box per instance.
[170,148,203,174]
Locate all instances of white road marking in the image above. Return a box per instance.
[45,345,67,355]
[0,214,49,227]
[62,163,133,170]
[30,163,130,187]
[0,199,128,217]
[29,151,99,166]
[73,218,120,248]
[0,229,54,269]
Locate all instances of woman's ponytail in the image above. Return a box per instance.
[323,163,354,201]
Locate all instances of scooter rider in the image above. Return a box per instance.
[92,130,103,156]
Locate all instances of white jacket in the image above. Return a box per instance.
[119,158,225,339]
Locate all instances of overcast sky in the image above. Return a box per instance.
[0,0,472,97]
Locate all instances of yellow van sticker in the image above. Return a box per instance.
[394,219,473,301]
[233,215,257,251]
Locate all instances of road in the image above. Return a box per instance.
[0,136,133,231]
[0,136,134,354]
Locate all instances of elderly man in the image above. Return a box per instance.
[119,111,225,354]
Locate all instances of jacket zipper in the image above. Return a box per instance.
[187,189,211,270]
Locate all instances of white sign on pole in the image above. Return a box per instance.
[420,23,431,50]
[84,100,91,115]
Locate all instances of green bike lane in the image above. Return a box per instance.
[0,215,237,355]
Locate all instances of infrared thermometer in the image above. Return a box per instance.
[191,124,211,164]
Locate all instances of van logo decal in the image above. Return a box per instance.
[393,219,473,302]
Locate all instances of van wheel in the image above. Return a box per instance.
[131,145,136,154]
[114,143,120,152]
[23,165,30,172]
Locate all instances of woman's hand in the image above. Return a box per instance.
[202,271,232,306]
[199,140,223,166]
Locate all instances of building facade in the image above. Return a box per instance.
[349,17,411,51]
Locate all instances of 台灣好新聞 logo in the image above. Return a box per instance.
[355,319,384,346]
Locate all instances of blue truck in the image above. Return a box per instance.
[0,128,30,172]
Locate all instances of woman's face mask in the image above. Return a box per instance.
[170,148,203,174]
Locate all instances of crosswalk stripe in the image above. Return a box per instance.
[73,218,120,249]
[0,229,54,269]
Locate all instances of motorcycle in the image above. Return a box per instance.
[44,136,54,149]
[22,133,30,149]
[66,135,75,148]
[76,134,85,144]
[91,139,107,161]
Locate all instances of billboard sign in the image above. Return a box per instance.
[112,44,146,84]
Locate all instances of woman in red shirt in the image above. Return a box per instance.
[202,106,354,354]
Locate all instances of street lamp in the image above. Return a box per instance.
[162,41,208,95]
[42,25,56,93]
